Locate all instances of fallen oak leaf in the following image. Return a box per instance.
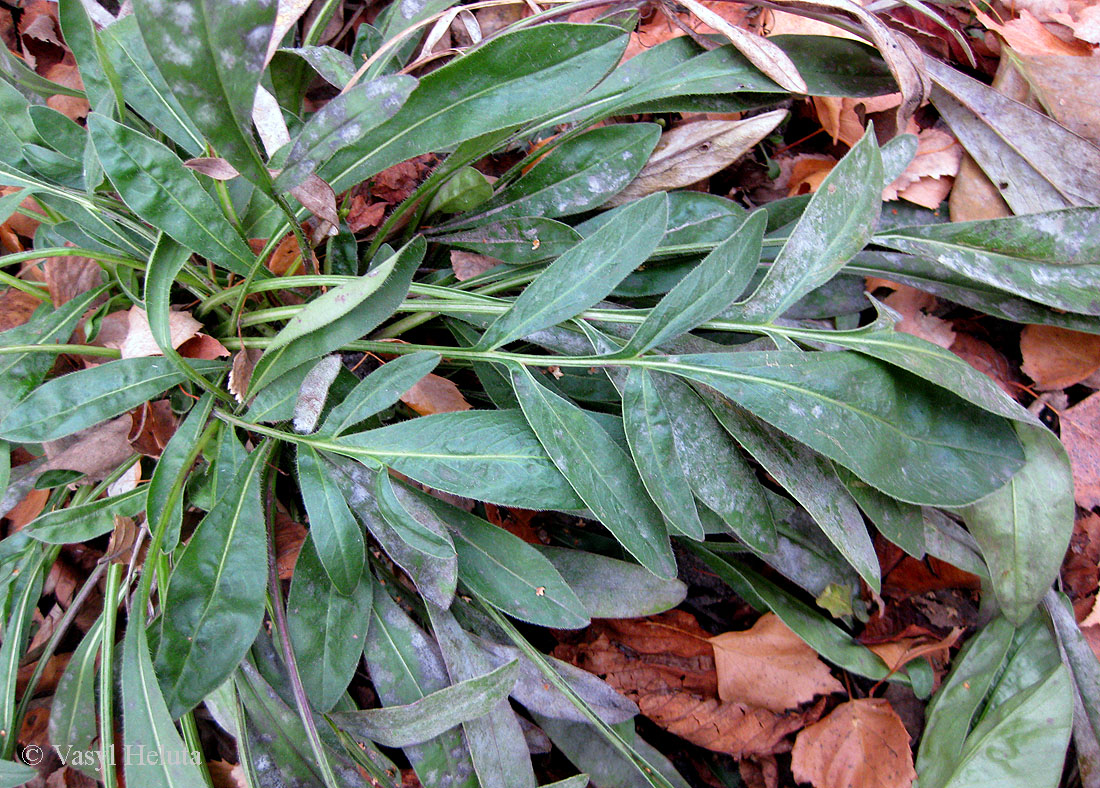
[709,612,844,713]
[791,698,916,788]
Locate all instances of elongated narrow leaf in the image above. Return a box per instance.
[374,474,457,560]
[448,124,660,229]
[727,128,882,322]
[296,445,364,594]
[701,392,880,590]
[364,590,479,788]
[648,351,1024,506]
[652,372,776,551]
[275,75,417,192]
[536,546,686,618]
[426,603,537,788]
[148,393,215,552]
[267,246,409,354]
[480,193,667,350]
[26,486,147,544]
[287,534,372,711]
[434,217,582,264]
[156,442,273,717]
[0,357,220,443]
[321,24,629,193]
[58,0,114,112]
[621,369,703,539]
[98,15,205,155]
[510,365,675,578]
[874,207,1100,316]
[326,409,583,510]
[0,760,36,787]
[332,660,519,747]
[321,351,441,436]
[960,425,1073,624]
[619,210,765,356]
[324,455,457,608]
[0,286,105,422]
[132,0,276,189]
[121,614,208,788]
[248,238,425,395]
[88,114,256,276]
[406,485,589,629]
[50,619,102,780]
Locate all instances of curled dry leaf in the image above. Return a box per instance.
[1020,324,1100,390]
[44,254,103,306]
[43,416,134,480]
[709,612,844,713]
[1059,391,1100,509]
[229,348,264,403]
[787,154,836,195]
[128,399,179,457]
[400,373,472,415]
[290,173,339,238]
[813,94,902,148]
[865,627,962,678]
[554,611,824,757]
[606,110,787,207]
[118,306,201,358]
[882,124,962,209]
[867,280,955,349]
[949,332,1020,399]
[976,8,1092,57]
[791,698,916,788]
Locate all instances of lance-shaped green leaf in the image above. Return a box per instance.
[121,612,208,788]
[621,369,703,540]
[287,534,372,712]
[332,660,519,747]
[701,392,880,591]
[874,207,1100,316]
[297,445,364,594]
[479,193,667,350]
[58,0,115,112]
[0,357,221,444]
[0,760,37,788]
[406,485,588,629]
[653,372,776,551]
[426,603,537,788]
[536,546,686,619]
[88,114,256,276]
[433,217,582,264]
[727,128,882,323]
[510,365,675,579]
[132,0,276,190]
[50,619,102,780]
[1045,590,1100,774]
[26,486,147,544]
[320,351,441,437]
[374,473,457,560]
[959,424,1073,625]
[327,409,583,510]
[147,394,215,552]
[0,286,105,422]
[447,124,659,229]
[836,465,925,558]
[647,350,1024,506]
[321,23,629,194]
[618,210,765,356]
[364,590,479,788]
[156,441,273,718]
[248,238,425,395]
[325,454,456,608]
[97,15,204,155]
[275,74,417,192]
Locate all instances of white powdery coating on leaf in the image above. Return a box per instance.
[293,355,341,433]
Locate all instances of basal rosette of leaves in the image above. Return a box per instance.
[0,1,1094,787]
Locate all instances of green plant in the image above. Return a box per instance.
[0,1,1095,787]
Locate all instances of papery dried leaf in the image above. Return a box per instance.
[184,157,241,180]
[346,197,386,231]
[606,111,786,207]
[791,698,916,788]
[1052,4,1100,43]
[450,250,499,281]
[1017,54,1100,146]
[274,509,308,580]
[176,333,230,360]
[43,255,102,305]
[1021,325,1100,390]
[118,306,202,358]
[4,488,49,530]
[128,399,179,457]
[977,8,1092,56]
[290,173,339,236]
[869,280,955,349]
[865,627,962,675]
[43,61,89,120]
[104,515,140,564]
[883,124,962,209]
[401,373,472,415]
[16,652,69,698]
[1060,391,1100,509]
[253,85,291,158]
[43,416,134,480]
[229,348,263,403]
[0,287,42,331]
[0,186,44,238]
[709,613,843,713]
[265,233,318,275]
[948,153,1011,221]
[950,332,1020,399]
[787,155,836,195]
[265,0,315,65]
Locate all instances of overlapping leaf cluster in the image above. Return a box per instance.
[0,1,1096,787]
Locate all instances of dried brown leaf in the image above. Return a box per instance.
[43,255,102,305]
[791,698,916,788]
[1021,324,1100,390]
[401,373,472,415]
[43,416,133,480]
[229,348,264,403]
[0,286,43,331]
[869,280,955,349]
[709,613,843,712]
[883,124,962,209]
[118,306,201,358]
[450,250,499,281]
[1060,391,1100,509]
[43,61,89,121]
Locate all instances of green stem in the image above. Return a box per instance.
[303,0,343,46]
[0,344,121,358]
[99,563,124,788]
[0,272,51,303]
[179,712,214,788]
